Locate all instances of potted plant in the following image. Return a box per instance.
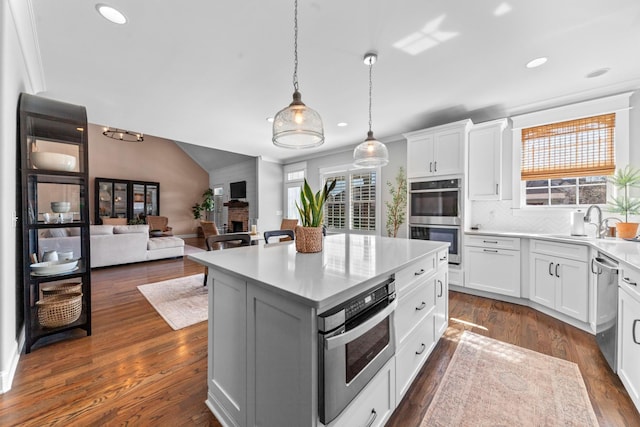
[192,188,215,221]
[385,166,407,237]
[295,178,336,253]
[607,165,640,238]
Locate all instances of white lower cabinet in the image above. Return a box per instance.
[529,241,589,322]
[434,269,448,338]
[464,235,521,297]
[396,314,434,399]
[618,272,640,413]
[328,359,396,427]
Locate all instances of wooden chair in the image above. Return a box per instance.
[203,233,251,286]
[146,215,173,235]
[101,217,128,225]
[263,229,295,244]
[279,218,298,241]
[200,220,219,239]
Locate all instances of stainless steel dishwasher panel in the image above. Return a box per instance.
[592,253,619,372]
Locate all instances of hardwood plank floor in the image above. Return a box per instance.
[1,238,638,426]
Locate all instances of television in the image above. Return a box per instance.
[230,181,246,200]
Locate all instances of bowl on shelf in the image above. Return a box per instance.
[51,201,71,213]
[30,259,78,275]
[31,152,76,172]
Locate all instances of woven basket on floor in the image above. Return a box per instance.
[36,292,82,328]
[41,282,82,297]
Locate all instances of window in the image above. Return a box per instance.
[521,113,615,206]
[284,162,307,221]
[323,168,379,234]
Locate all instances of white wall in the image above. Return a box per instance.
[0,0,44,392]
[468,91,640,234]
[256,158,284,232]
[211,158,258,232]
[287,137,408,238]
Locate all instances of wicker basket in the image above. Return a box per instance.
[41,282,82,297]
[294,226,323,253]
[36,292,83,328]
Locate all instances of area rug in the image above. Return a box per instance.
[421,331,598,427]
[137,274,207,330]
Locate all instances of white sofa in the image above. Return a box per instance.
[38,224,184,268]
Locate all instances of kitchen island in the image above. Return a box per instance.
[189,234,449,427]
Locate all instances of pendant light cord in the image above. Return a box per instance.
[368,60,373,134]
[293,0,299,92]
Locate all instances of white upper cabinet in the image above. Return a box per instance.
[405,119,472,179]
[468,119,508,200]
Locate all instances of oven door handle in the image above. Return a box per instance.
[324,300,397,351]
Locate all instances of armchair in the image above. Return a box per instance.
[146,215,173,236]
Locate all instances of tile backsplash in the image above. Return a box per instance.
[468,200,635,235]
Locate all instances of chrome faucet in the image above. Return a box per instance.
[584,205,604,238]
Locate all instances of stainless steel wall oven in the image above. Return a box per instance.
[317,277,396,424]
[409,178,462,264]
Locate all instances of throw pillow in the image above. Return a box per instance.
[113,224,149,235]
[91,225,114,235]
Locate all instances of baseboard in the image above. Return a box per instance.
[0,325,24,393]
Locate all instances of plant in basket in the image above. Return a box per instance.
[295,179,336,253]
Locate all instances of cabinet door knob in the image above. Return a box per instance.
[415,343,426,355]
[555,263,560,278]
[434,161,437,172]
[415,269,425,276]
[429,162,433,172]
[365,409,378,427]
[622,277,637,287]
[549,262,554,276]
[483,240,498,244]
[633,319,640,345]
[415,301,427,311]
[483,249,498,253]
[437,279,443,298]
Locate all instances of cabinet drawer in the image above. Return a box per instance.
[530,239,588,261]
[396,314,434,400]
[396,277,435,344]
[465,234,520,250]
[395,254,436,292]
[327,358,395,427]
[620,263,640,301]
[436,248,449,266]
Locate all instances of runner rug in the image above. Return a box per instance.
[421,331,598,427]
[137,274,207,330]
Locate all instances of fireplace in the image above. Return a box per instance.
[224,201,249,233]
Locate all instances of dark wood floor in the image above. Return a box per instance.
[0,237,638,426]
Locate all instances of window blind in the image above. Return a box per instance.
[521,113,615,180]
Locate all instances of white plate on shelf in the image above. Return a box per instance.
[30,259,78,275]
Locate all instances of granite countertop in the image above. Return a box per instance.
[465,230,640,270]
[189,234,448,311]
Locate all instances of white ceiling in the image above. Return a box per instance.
[31,0,640,166]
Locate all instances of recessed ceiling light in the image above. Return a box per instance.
[526,57,548,68]
[266,117,274,123]
[586,68,610,78]
[337,122,348,127]
[493,2,512,16]
[96,4,127,24]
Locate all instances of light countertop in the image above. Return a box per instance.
[189,234,448,311]
[465,230,640,270]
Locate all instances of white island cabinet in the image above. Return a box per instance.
[189,234,449,427]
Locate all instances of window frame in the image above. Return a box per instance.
[511,93,632,210]
[319,163,382,235]
[283,162,307,222]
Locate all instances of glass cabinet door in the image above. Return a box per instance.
[146,184,159,216]
[98,181,113,219]
[113,182,128,217]
[133,183,145,218]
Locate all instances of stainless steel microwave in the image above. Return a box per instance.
[409,178,461,225]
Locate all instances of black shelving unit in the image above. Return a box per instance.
[17,93,91,353]
[95,178,159,224]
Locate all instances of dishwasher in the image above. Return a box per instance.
[592,252,619,372]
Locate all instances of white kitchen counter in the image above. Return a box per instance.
[189,233,448,311]
[465,230,640,269]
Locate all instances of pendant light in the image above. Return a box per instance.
[353,51,389,168]
[272,0,324,149]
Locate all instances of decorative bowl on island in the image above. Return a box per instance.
[31,152,76,171]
